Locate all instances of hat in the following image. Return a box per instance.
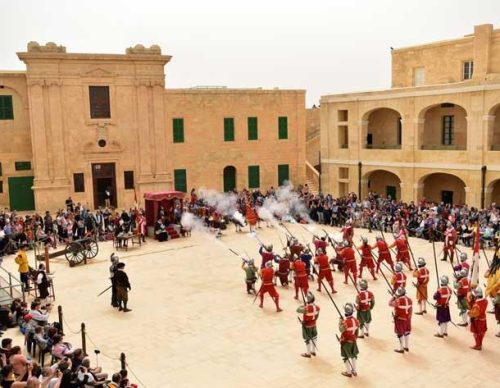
[23,314,33,322]
[117,262,126,269]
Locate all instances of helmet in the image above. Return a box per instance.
[459,268,468,278]
[291,237,298,245]
[248,258,254,266]
[266,244,273,252]
[344,303,354,316]
[417,257,426,267]
[265,261,273,268]
[343,241,351,248]
[376,236,382,241]
[440,275,449,286]
[316,248,324,255]
[361,237,368,244]
[306,292,315,304]
[358,279,368,290]
[395,287,406,297]
[473,287,483,298]
[460,253,467,262]
[394,262,403,272]
[110,253,119,263]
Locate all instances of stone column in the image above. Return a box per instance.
[413,182,424,203]
[483,115,495,152]
[413,118,425,150]
[135,81,153,179]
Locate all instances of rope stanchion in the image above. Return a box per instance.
[81,323,87,355]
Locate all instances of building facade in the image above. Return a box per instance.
[0,42,305,211]
[320,24,500,208]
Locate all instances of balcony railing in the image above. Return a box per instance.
[365,144,401,149]
[420,144,466,150]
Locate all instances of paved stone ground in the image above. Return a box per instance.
[2,223,498,387]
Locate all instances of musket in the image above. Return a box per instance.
[311,265,344,318]
[379,227,398,256]
[401,227,418,269]
[481,246,491,267]
[229,248,248,263]
[432,239,440,287]
[97,285,112,297]
[299,288,319,352]
[299,223,318,239]
[281,223,295,239]
[335,334,355,373]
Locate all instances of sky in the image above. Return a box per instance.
[1,0,499,106]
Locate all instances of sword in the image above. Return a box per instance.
[97,285,112,297]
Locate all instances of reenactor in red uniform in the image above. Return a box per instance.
[468,287,488,350]
[339,303,360,377]
[357,237,377,280]
[258,261,282,312]
[391,262,406,292]
[456,252,470,273]
[274,255,290,287]
[293,257,309,300]
[338,242,357,285]
[296,292,320,358]
[259,244,275,269]
[372,236,394,273]
[355,280,375,338]
[389,287,412,353]
[288,237,304,258]
[314,248,337,294]
[389,235,413,270]
[454,268,470,326]
[433,275,452,338]
[442,222,458,263]
[312,236,328,255]
[413,258,430,315]
[341,221,354,245]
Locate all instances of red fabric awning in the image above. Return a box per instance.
[144,191,186,201]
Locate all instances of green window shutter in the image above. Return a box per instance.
[0,96,14,120]
[224,118,235,141]
[174,169,187,192]
[15,161,32,171]
[248,165,260,189]
[278,116,288,139]
[278,164,289,186]
[248,117,258,140]
[173,118,184,143]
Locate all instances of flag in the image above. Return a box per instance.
[470,223,481,287]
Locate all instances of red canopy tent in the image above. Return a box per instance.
[144,191,185,229]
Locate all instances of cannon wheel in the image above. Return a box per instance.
[64,242,86,265]
[83,239,99,259]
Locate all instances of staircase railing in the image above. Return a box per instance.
[305,161,320,193]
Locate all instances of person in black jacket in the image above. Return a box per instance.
[114,263,131,312]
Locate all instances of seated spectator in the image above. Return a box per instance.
[1,364,15,388]
[29,302,49,326]
[51,335,74,360]
[0,338,12,367]
[108,373,121,388]
[10,354,33,384]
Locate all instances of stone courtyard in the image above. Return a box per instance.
[2,223,498,387]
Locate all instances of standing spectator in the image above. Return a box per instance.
[15,243,30,291]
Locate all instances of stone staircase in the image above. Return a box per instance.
[304,179,319,195]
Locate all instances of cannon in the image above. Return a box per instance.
[36,237,99,267]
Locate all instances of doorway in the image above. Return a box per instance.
[92,163,117,209]
[8,176,35,211]
[223,166,236,192]
[441,190,453,205]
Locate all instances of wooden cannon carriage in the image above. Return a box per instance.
[35,237,99,267]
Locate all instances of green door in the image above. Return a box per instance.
[278,164,289,186]
[8,176,35,211]
[386,185,396,200]
[223,166,236,192]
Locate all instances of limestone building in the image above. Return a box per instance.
[320,23,500,208]
[0,42,305,211]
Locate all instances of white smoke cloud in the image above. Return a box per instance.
[181,212,206,232]
[198,188,238,216]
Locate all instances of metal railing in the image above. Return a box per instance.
[0,265,25,304]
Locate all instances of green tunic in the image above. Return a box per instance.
[244,265,257,282]
[341,342,359,361]
[456,296,469,313]
[356,310,372,325]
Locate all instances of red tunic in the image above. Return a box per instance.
[392,272,407,289]
[457,277,470,297]
[342,226,353,241]
[395,239,410,262]
[290,244,303,257]
[260,251,274,269]
[390,296,412,335]
[357,290,374,311]
[294,259,309,289]
[341,247,356,263]
[340,316,359,342]
[360,245,374,268]
[469,298,488,334]
[314,240,328,252]
[376,240,392,261]
[414,267,429,302]
[260,267,279,298]
[435,286,452,307]
[303,304,320,328]
[315,254,333,282]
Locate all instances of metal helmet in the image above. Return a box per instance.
[306,292,315,304]
[361,237,368,244]
[110,253,119,263]
[344,303,354,316]
[459,268,468,278]
[394,262,403,272]
[459,253,468,262]
[291,237,298,245]
[343,241,351,248]
[265,261,273,269]
[375,236,382,241]
[316,248,324,255]
[395,287,406,297]
[440,275,449,286]
[417,257,426,267]
[358,279,368,290]
[473,287,483,298]
[248,258,254,266]
[266,244,273,252]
